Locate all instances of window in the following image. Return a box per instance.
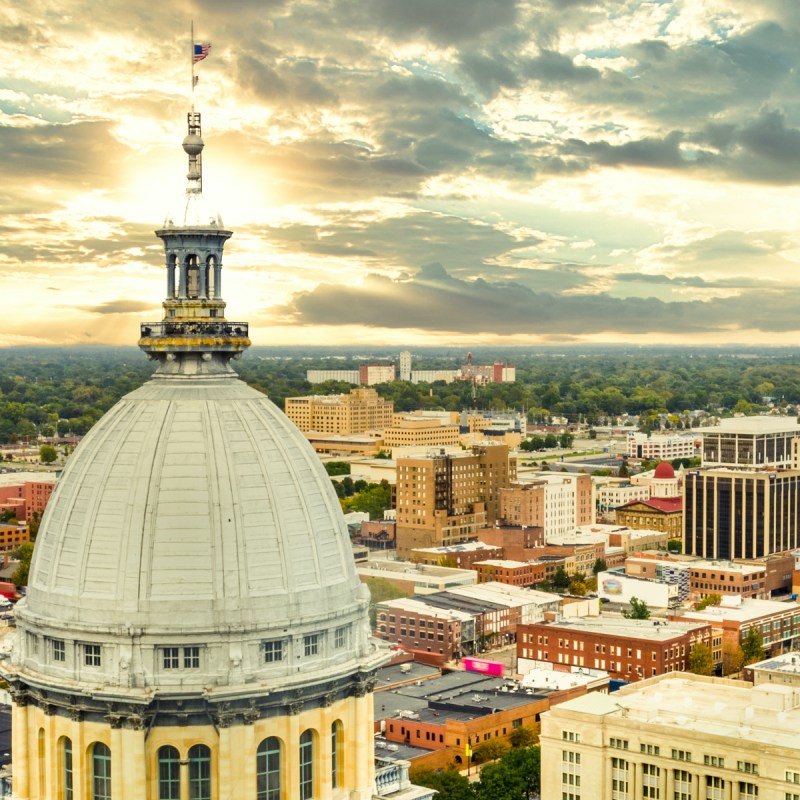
[84,644,101,668]
[562,750,581,796]
[256,737,281,800]
[300,730,314,800]
[674,769,691,800]
[61,737,73,800]
[184,647,200,669]
[671,749,691,762]
[158,746,180,800]
[562,731,581,742]
[611,757,628,800]
[738,761,759,775]
[706,776,725,800]
[610,738,629,750]
[512,718,522,729]
[641,744,660,756]
[704,755,724,768]
[642,764,660,799]
[739,783,758,800]
[304,634,320,657]
[162,648,180,669]
[334,627,347,649]
[188,744,211,800]
[332,721,343,789]
[787,771,800,784]
[52,639,65,663]
[263,640,284,663]
[91,742,111,800]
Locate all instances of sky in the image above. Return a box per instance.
[5,0,800,349]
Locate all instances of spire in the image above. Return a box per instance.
[138,111,250,374]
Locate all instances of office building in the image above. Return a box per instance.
[395,445,516,555]
[684,468,800,559]
[698,416,800,469]
[541,672,800,800]
[285,387,395,434]
[626,431,701,460]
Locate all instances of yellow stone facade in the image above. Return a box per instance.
[12,692,374,800]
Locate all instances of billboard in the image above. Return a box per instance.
[463,657,505,676]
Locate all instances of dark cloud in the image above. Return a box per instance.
[85,300,155,315]
[276,262,800,336]
[523,50,601,84]
[236,54,338,106]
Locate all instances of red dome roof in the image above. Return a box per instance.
[654,461,676,479]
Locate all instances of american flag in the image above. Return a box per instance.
[193,42,211,63]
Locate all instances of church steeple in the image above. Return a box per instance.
[138,111,250,372]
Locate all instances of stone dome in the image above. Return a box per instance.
[653,461,676,479]
[14,368,372,691]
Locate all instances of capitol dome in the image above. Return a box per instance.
[653,461,676,480]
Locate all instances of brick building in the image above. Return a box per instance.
[284,387,394,434]
[614,496,682,538]
[688,560,767,601]
[517,617,712,682]
[409,541,504,569]
[473,559,545,587]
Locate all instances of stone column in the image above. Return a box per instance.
[12,701,30,800]
[198,253,208,299]
[178,254,188,299]
[214,260,222,299]
[167,257,176,298]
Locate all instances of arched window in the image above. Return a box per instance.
[61,737,73,800]
[256,737,281,800]
[299,730,314,800]
[91,742,111,800]
[188,744,211,800]
[158,745,180,800]
[331,721,344,789]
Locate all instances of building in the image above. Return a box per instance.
[626,431,701,460]
[357,559,477,596]
[540,672,800,800]
[614,496,683,538]
[409,541,504,569]
[306,368,361,384]
[381,417,461,451]
[285,387,395,434]
[0,522,30,555]
[673,596,800,661]
[395,445,516,555]
[399,351,412,382]
[698,416,800,468]
[597,570,681,608]
[0,473,57,522]
[594,479,651,518]
[744,651,800,685]
[630,460,682,498]
[359,363,397,385]
[0,111,396,800]
[624,554,691,603]
[409,370,458,384]
[499,475,594,539]
[684,468,800,559]
[687,560,767,600]
[473,559,545,587]
[517,617,712,682]
[354,519,396,550]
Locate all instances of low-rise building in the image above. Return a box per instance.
[517,617,712,682]
[0,522,29,554]
[744,651,800,685]
[382,417,461,451]
[597,570,681,608]
[354,519,396,550]
[688,559,767,600]
[410,541,504,570]
[626,431,702,460]
[594,480,651,519]
[541,672,800,800]
[0,473,57,521]
[614,496,683,538]
[285,387,394,434]
[625,554,691,603]
[473,559,545,587]
[358,560,477,596]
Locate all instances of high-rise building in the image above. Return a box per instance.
[395,445,516,555]
[697,416,800,469]
[285,387,395,434]
[683,468,800,559]
[1,109,401,800]
[398,351,412,382]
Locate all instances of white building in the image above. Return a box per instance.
[306,368,360,384]
[626,431,702,460]
[697,416,800,469]
[399,351,412,381]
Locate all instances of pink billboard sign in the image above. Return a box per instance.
[463,657,504,676]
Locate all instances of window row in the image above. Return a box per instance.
[50,723,344,800]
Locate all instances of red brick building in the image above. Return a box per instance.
[517,617,712,682]
[474,559,545,587]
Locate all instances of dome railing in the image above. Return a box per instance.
[140,321,249,338]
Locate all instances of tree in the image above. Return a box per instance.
[623,597,651,620]
[324,461,350,476]
[363,577,409,627]
[558,432,574,448]
[472,739,510,764]
[687,642,714,675]
[342,482,392,520]
[11,542,34,586]
[721,639,745,676]
[742,627,765,665]
[553,567,570,590]
[569,579,587,596]
[695,593,721,610]
[39,444,57,464]
[592,558,607,575]
[509,726,537,749]
[474,746,541,800]
[410,767,475,800]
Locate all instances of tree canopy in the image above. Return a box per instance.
[623,597,651,620]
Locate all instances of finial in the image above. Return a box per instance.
[184,113,204,193]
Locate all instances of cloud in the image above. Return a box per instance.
[84,300,155,315]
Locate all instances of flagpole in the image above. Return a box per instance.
[191,20,195,110]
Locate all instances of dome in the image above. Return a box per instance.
[15,369,371,690]
[653,461,676,479]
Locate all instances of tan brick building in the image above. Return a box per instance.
[474,559,545,587]
[395,445,516,555]
[614,496,683,537]
[381,417,461,450]
[284,387,394,434]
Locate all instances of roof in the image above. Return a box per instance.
[532,616,708,642]
[696,417,800,434]
[653,461,676,479]
[617,497,683,513]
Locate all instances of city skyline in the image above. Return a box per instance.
[5,1,800,348]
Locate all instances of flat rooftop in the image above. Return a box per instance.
[534,616,707,642]
[0,472,57,487]
[677,598,793,624]
[749,652,800,675]
[411,542,501,555]
[552,674,800,750]
[696,417,800,434]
